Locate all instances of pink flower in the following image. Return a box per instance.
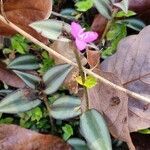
[71,22,98,51]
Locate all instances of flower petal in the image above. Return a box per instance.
[71,22,83,38]
[80,31,98,43]
[75,39,87,51]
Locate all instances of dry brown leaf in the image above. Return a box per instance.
[0,124,71,150]
[86,49,100,68]
[51,41,87,94]
[129,0,150,11]
[116,0,150,23]
[91,14,107,39]
[0,61,25,88]
[129,0,150,24]
[87,70,135,149]
[101,25,150,132]
[0,0,52,43]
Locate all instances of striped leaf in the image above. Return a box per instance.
[0,90,41,114]
[67,138,89,150]
[117,18,145,31]
[30,19,71,42]
[114,0,129,14]
[8,55,39,70]
[50,96,81,120]
[93,0,112,19]
[0,90,13,96]
[13,70,41,89]
[80,109,112,150]
[43,64,73,95]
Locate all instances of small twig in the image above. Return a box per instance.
[43,96,55,133]
[99,8,118,43]
[84,68,150,103]
[72,43,89,110]
[0,15,149,104]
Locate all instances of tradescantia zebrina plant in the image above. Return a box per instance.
[0,21,113,150]
[2,1,142,149]
[0,55,81,124]
[0,0,148,149]
[30,15,112,150]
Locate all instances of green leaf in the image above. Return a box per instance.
[0,113,2,118]
[19,118,32,128]
[80,109,112,150]
[139,129,150,134]
[106,23,127,40]
[11,34,29,54]
[68,138,89,150]
[30,19,71,42]
[75,0,93,12]
[0,117,14,124]
[62,124,74,141]
[0,90,41,114]
[76,75,97,88]
[116,10,136,18]
[117,18,146,31]
[43,64,73,95]
[102,23,127,58]
[114,0,129,14]
[92,0,112,19]
[8,55,39,70]
[13,70,41,89]
[38,51,54,74]
[27,107,43,122]
[50,96,81,120]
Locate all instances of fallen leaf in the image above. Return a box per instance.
[87,70,135,149]
[0,89,41,114]
[51,41,87,94]
[129,0,150,24]
[86,49,100,68]
[0,124,71,150]
[101,25,150,132]
[0,0,52,43]
[91,14,107,39]
[128,0,150,12]
[0,61,25,88]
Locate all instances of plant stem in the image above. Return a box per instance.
[72,44,89,110]
[100,8,118,43]
[43,96,55,133]
[0,15,149,103]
